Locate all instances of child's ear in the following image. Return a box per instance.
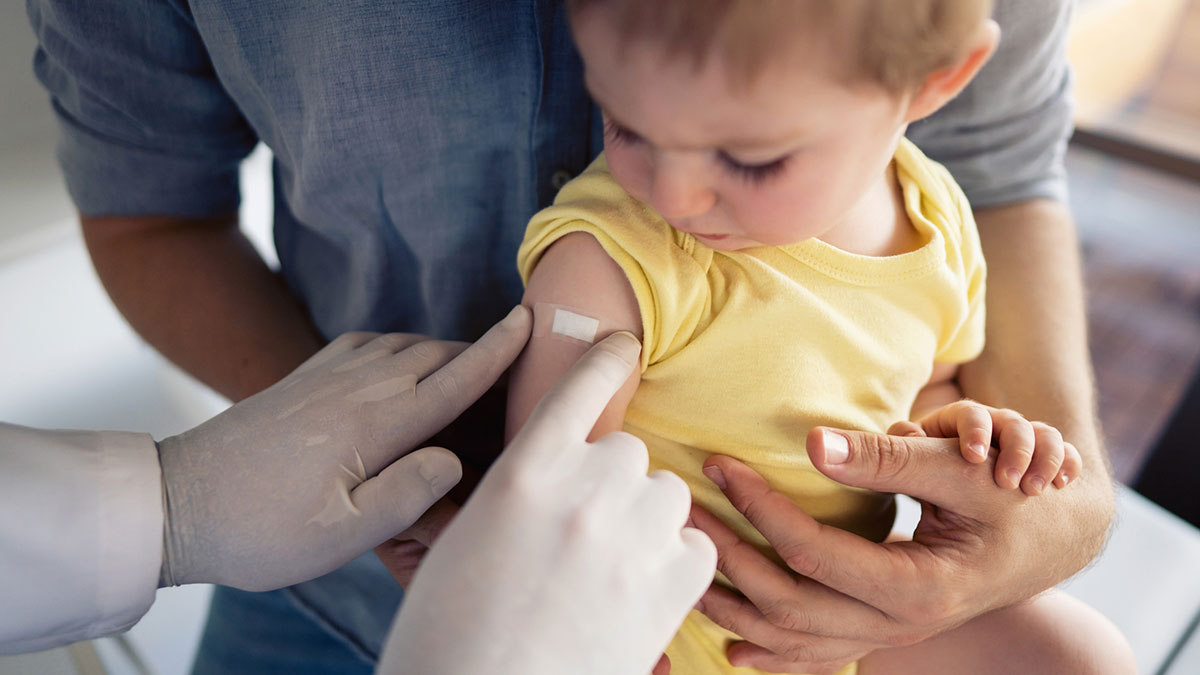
[904,19,1000,123]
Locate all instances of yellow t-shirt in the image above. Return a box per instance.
[517,138,986,675]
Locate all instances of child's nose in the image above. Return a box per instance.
[648,159,716,221]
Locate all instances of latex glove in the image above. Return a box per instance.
[379,332,716,675]
[156,306,531,590]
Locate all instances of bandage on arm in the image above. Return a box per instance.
[506,232,643,443]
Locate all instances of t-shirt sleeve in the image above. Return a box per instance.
[517,158,710,370]
[907,0,1074,208]
[932,165,987,365]
[27,0,258,218]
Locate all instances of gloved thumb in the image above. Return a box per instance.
[349,447,463,546]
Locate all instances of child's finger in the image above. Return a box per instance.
[953,403,992,463]
[992,410,1035,490]
[887,420,925,437]
[1019,422,1064,496]
[1053,441,1083,489]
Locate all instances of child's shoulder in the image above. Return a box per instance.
[519,154,712,285]
[895,137,979,250]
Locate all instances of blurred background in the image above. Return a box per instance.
[1,0,1198,673]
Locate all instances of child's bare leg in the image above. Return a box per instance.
[858,590,1136,675]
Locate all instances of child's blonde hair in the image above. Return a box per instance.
[566,0,994,94]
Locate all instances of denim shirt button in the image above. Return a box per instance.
[550,169,573,190]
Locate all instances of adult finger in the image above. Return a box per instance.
[291,331,382,375]
[411,305,532,414]
[690,470,902,621]
[357,306,530,469]
[512,331,641,462]
[348,447,462,549]
[697,585,884,666]
[806,427,994,511]
[726,641,869,675]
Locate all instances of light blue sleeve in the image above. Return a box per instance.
[908,0,1075,208]
[27,0,258,218]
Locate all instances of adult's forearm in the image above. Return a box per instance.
[82,214,324,402]
[959,199,1114,578]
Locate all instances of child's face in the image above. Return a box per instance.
[575,15,913,251]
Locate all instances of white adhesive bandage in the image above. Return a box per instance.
[552,309,599,342]
[533,303,603,345]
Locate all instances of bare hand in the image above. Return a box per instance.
[690,426,1095,673]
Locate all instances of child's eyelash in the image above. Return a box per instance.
[718,152,789,185]
[603,119,641,146]
[605,118,789,185]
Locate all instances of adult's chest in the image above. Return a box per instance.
[186,1,547,223]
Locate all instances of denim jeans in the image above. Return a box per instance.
[193,553,402,673]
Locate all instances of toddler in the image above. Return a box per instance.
[506,1,1131,673]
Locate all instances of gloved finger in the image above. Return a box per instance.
[403,305,530,419]
[358,307,531,470]
[628,470,692,543]
[290,331,382,375]
[512,331,641,464]
[664,527,717,611]
[393,338,471,382]
[348,447,463,549]
[330,332,449,376]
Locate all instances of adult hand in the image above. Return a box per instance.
[155,306,531,590]
[690,427,1100,674]
[379,332,715,675]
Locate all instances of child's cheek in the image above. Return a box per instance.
[605,144,651,202]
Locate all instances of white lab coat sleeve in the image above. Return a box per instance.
[0,422,163,655]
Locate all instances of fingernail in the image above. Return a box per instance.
[822,430,850,464]
[1030,477,1046,494]
[702,465,727,490]
[604,331,642,367]
[969,443,988,460]
[1060,474,1071,487]
[1005,469,1022,489]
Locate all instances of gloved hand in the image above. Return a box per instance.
[379,332,716,675]
[155,306,531,590]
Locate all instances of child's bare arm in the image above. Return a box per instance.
[506,232,644,444]
[909,362,963,420]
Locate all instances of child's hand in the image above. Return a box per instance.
[888,400,1081,495]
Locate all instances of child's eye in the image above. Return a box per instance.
[603,119,642,146]
[719,152,789,185]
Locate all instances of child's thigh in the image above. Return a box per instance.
[857,590,1135,675]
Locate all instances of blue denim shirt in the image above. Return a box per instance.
[26,0,1075,664]
[30,0,602,342]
